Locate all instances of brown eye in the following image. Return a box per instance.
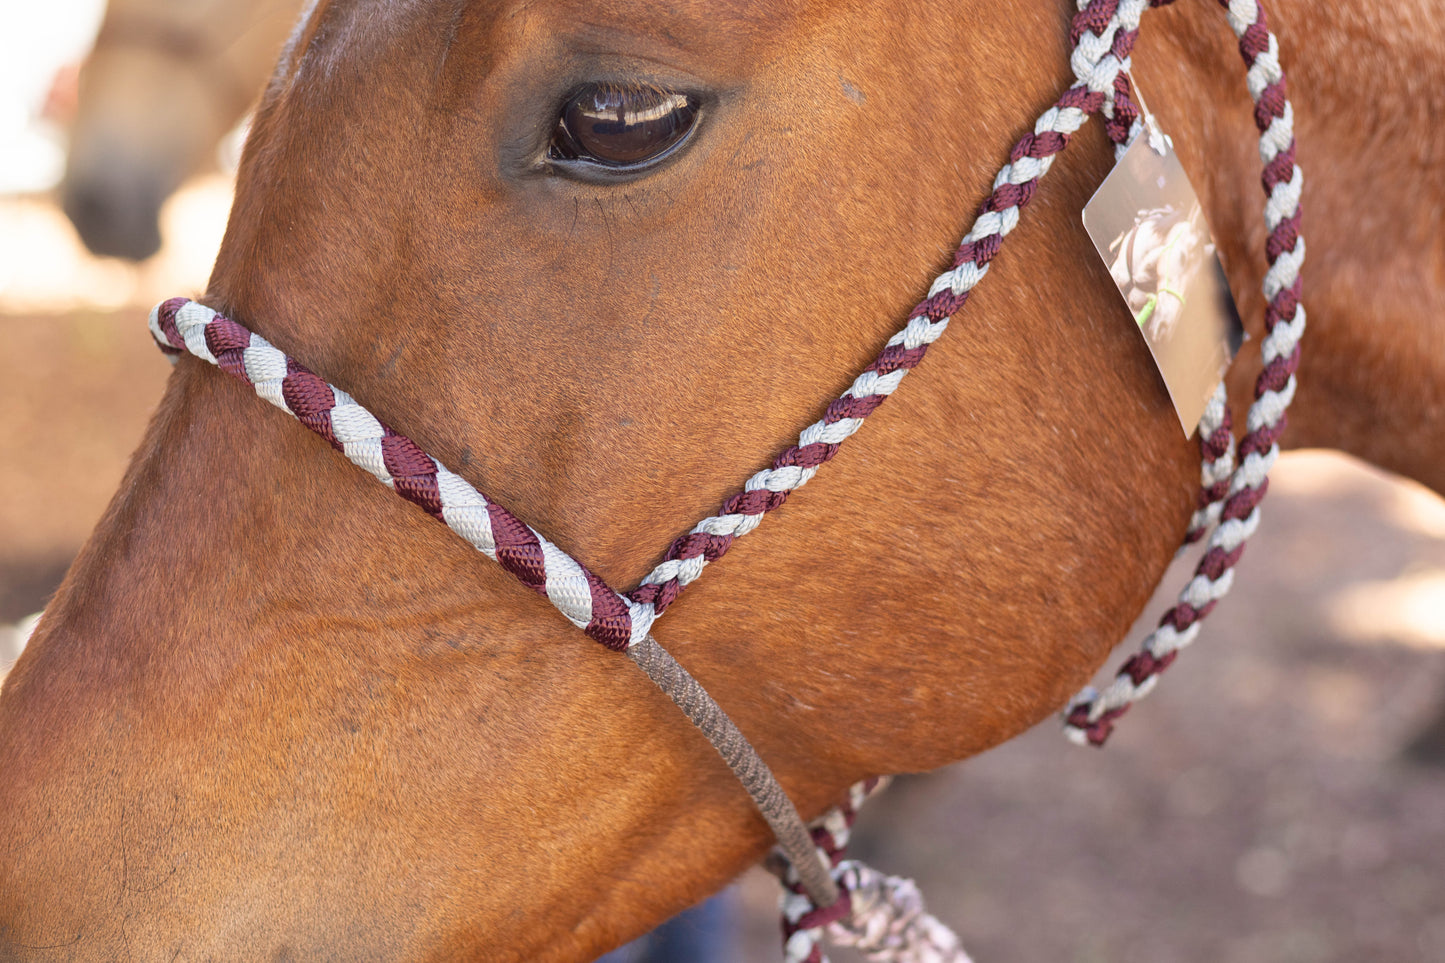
[549,83,699,169]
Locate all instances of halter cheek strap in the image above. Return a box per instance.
[149,0,1302,957]
[150,298,841,905]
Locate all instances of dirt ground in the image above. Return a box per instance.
[728,454,1445,963]
[2,296,1443,962]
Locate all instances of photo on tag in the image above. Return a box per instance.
[1083,128,1245,436]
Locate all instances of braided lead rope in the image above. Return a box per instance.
[773,780,972,963]
[774,779,884,963]
[1063,0,1304,745]
[1184,384,1238,547]
[628,635,839,905]
[821,865,975,963]
[771,1,1303,957]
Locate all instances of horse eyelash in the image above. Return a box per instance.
[585,78,673,102]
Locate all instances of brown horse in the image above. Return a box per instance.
[60,0,300,260]
[3,0,1442,959]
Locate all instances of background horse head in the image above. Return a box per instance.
[2,1,1442,960]
[59,0,299,260]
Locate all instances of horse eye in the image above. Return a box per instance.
[549,83,699,170]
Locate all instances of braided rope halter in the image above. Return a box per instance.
[147,0,1303,958]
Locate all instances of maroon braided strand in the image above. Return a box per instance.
[1071,0,1302,746]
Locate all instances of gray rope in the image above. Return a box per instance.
[627,635,839,908]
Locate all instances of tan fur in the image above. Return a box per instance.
[3,1,1441,959]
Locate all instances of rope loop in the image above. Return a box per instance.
[1062,0,1304,746]
[772,0,1303,957]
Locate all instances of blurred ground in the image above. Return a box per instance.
[733,454,1445,963]
[1,182,1443,961]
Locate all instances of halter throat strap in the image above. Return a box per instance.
[629,636,838,904]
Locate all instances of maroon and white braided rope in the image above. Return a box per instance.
[774,779,974,963]
[1063,0,1304,745]
[149,298,653,651]
[631,11,1137,619]
[771,0,1304,958]
[150,298,844,904]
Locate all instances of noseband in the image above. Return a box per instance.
[149,0,1303,959]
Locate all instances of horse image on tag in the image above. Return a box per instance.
[1082,115,1244,437]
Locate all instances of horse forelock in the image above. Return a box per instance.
[274,0,425,86]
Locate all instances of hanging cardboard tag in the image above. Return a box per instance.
[1082,85,1244,437]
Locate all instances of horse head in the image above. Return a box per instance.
[5,0,1442,959]
[60,0,298,260]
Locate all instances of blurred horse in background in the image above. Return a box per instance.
[60,0,300,260]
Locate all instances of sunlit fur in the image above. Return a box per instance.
[2,1,1442,959]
